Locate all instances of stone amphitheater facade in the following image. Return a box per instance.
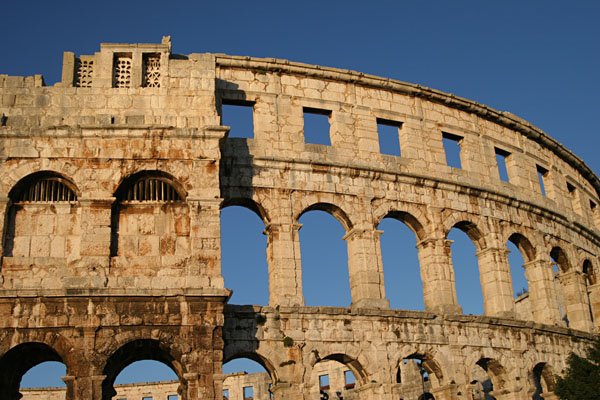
[0,37,598,400]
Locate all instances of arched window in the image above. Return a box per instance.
[4,172,79,258]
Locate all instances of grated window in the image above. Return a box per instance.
[121,176,181,202]
[75,58,94,88]
[16,177,77,203]
[113,54,132,88]
[143,53,161,88]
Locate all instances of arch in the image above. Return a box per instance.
[4,171,80,258]
[321,353,368,385]
[0,342,66,400]
[507,233,536,263]
[550,246,571,273]
[476,357,508,391]
[400,352,445,387]
[101,339,184,400]
[532,362,556,399]
[377,209,427,241]
[221,197,270,225]
[448,220,486,252]
[114,170,186,202]
[8,170,79,203]
[222,351,278,383]
[583,259,596,286]
[297,202,353,232]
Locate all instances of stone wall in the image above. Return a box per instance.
[0,38,598,400]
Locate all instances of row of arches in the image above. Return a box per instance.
[3,339,560,400]
[1,170,598,329]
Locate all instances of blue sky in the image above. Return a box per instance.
[3,0,599,390]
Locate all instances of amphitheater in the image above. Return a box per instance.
[0,37,598,400]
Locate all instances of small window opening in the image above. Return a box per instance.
[495,148,510,182]
[142,53,161,88]
[442,132,462,169]
[567,182,576,195]
[1,114,6,126]
[167,395,178,400]
[142,397,152,400]
[537,165,549,197]
[319,374,330,391]
[243,386,254,400]
[377,118,402,156]
[344,370,356,390]
[222,389,229,400]
[303,107,331,145]
[268,383,274,399]
[113,53,132,88]
[590,200,597,212]
[222,100,255,138]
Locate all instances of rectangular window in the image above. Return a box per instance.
[113,53,132,88]
[142,397,152,400]
[222,389,229,400]
[442,132,462,169]
[567,182,576,195]
[377,118,402,156]
[537,165,549,197]
[303,107,331,145]
[243,386,254,400]
[344,370,356,390]
[495,148,510,182]
[222,100,255,138]
[142,53,161,88]
[319,374,330,391]
[268,383,274,399]
[167,396,178,400]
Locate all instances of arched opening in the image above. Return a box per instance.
[378,212,424,310]
[448,222,484,315]
[310,354,362,399]
[102,339,182,400]
[223,355,275,400]
[470,358,504,400]
[507,234,532,299]
[550,247,569,326]
[299,208,350,307]
[583,259,596,323]
[0,342,68,400]
[4,171,79,258]
[532,363,556,400]
[221,203,269,305]
[110,171,188,271]
[396,353,443,398]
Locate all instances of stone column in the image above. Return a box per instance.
[524,259,561,325]
[189,198,223,289]
[560,270,593,331]
[416,237,461,314]
[90,375,106,400]
[62,375,76,400]
[265,221,304,306]
[183,372,199,400]
[588,282,600,331]
[476,247,516,318]
[344,227,389,309]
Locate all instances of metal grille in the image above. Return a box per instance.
[17,178,77,203]
[122,177,181,202]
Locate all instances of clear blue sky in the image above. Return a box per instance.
[4,0,599,390]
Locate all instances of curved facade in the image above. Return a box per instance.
[0,37,598,400]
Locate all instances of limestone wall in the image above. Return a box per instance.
[0,38,598,400]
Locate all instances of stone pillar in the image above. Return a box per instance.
[183,372,199,400]
[560,270,594,331]
[265,221,304,306]
[476,247,516,318]
[344,227,389,309]
[90,375,106,400]
[524,259,561,325]
[190,198,223,289]
[416,238,461,314]
[271,382,303,400]
[62,375,76,400]
[588,282,600,331]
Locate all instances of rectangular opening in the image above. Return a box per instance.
[377,118,402,156]
[537,165,549,197]
[243,386,254,400]
[303,107,331,145]
[142,53,161,88]
[590,200,597,212]
[222,389,229,400]
[319,374,330,391]
[222,100,255,139]
[344,370,356,390]
[268,383,274,399]
[167,396,178,400]
[442,132,462,169]
[495,147,510,182]
[567,181,576,195]
[142,397,152,400]
[112,53,132,88]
